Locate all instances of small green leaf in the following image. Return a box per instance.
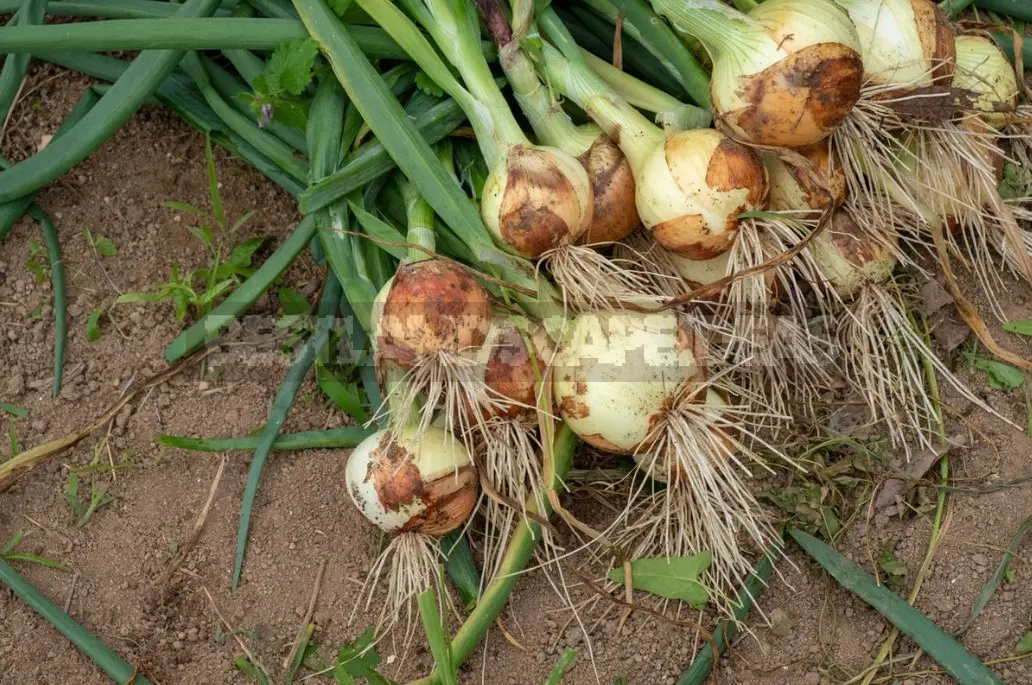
[229,237,267,268]
[0,403,28,418]
[188,224,215,248]
[162,200,208,216]
[607,553,711,609]
[230,209,259,234]
[204,136,225,230]
[415,70,444,98]
[1017,632,1032,655]
[1005,568,1017,582]
[278,287,312,315]
[316,363,369,422]
[1004,320,1032,337]
[263,38,320,97]
[964,354,1026,391]
[93,236,117,257]
[0,531,24,554]
[86,308,105,342]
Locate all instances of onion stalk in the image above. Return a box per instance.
[535,24,767,260]
[356,0,593,261]
[346,425,479,643]
[653,0,864,147]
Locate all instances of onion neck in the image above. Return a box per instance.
[652,0,766,62]
[500,42,598,156]
[423,0,529,166]
[537,41,663,174]
[401,179,436,262]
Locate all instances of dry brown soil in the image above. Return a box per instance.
[4,65,1032,685]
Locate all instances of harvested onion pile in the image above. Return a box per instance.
[329,0,1032,637]
[5,0,1031,670]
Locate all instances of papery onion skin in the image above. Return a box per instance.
[552,309,707,453]
[481,144,594,259]
[953,35,1019,129]
[377,260,491,367]
[578,133,640,244]
[836,0,955,90]
[669,250,731,290]
[710,0,864,147]
[465,316,552,420]
[637,129,767,259]
[345,426,478,537]
[764,143,847,212]
[813,210,898,298]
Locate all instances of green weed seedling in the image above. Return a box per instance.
[23,238,48,283]
[0,530,70,571]
[64,440,120,527]
[118,136,263,322]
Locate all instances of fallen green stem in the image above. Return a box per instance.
[232,274,342,590]
[957,514,1032,635]
[418,588,457,685]
[0,0,232,19]
[0,557,154,685]
[975,0,1032,21]
[790,529,1003,685]
[0,18,407,56]
[26,204,66,399]
[0,0,222,204]
[159,425,374,451]
[0,0,47,127]
[677,546,780,684]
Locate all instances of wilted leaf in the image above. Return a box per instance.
[607,553,711,609]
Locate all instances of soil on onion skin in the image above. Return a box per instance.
[4,65,1032,685]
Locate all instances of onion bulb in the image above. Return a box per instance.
[654,0,864,147]
[952,35,1019,129]
[462,315,551,421]
[552,309,707,453]
[345,425,478,537]
[835,0,955,90]
[764,144,847,213]
[810,210,897,298]
[375,259,491,367]
[539,41,767,260]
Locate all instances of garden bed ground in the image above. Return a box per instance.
[4,65,1032,685]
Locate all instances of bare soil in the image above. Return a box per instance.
[4,65,1032,685]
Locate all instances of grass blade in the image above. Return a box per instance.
[957,514,1032,635]
[159,425,374,451]
[676,547,780,684]
[0,402,28,418]
[790,529,1003,685]
[164,214,317,362]
[0,19,408,57]
[0,0,222,204]
[0,557,154,684]
[26,204,66,398]
[231,275,342,590]
[418,587,457,685]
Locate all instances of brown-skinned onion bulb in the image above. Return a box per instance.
[462,315,552,421]
[654,0,864,147]
[540,45,769,260]
[374,259,491,368]
[764,143,848,213]
[345,425,478,537]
